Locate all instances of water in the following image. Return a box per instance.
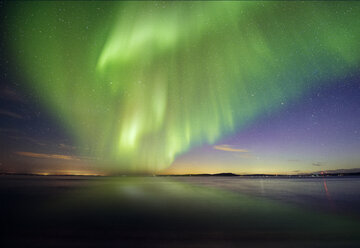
[1,175,360,247]
[175,176,360,216]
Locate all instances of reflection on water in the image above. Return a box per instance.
[322,178,335,211]
[175,176,360,215]
[1,175,360,247]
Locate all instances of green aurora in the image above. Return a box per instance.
[8,1,360,172]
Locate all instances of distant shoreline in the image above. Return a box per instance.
[1,172,360,178]
[157,172,360,177]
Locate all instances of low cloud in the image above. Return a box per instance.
[213,145,249,153]
[15,151,80,161]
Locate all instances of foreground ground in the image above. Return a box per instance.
[1,176,360,247]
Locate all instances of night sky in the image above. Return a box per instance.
[0,1,359,175]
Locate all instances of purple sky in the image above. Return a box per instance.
[167,74,360,174]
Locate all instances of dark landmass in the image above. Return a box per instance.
[178,173,360,177]
[1,168,360,177]
[158,170,360,177]
[161,173,239,177]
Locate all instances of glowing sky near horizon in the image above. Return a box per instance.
[6,1,360,172]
